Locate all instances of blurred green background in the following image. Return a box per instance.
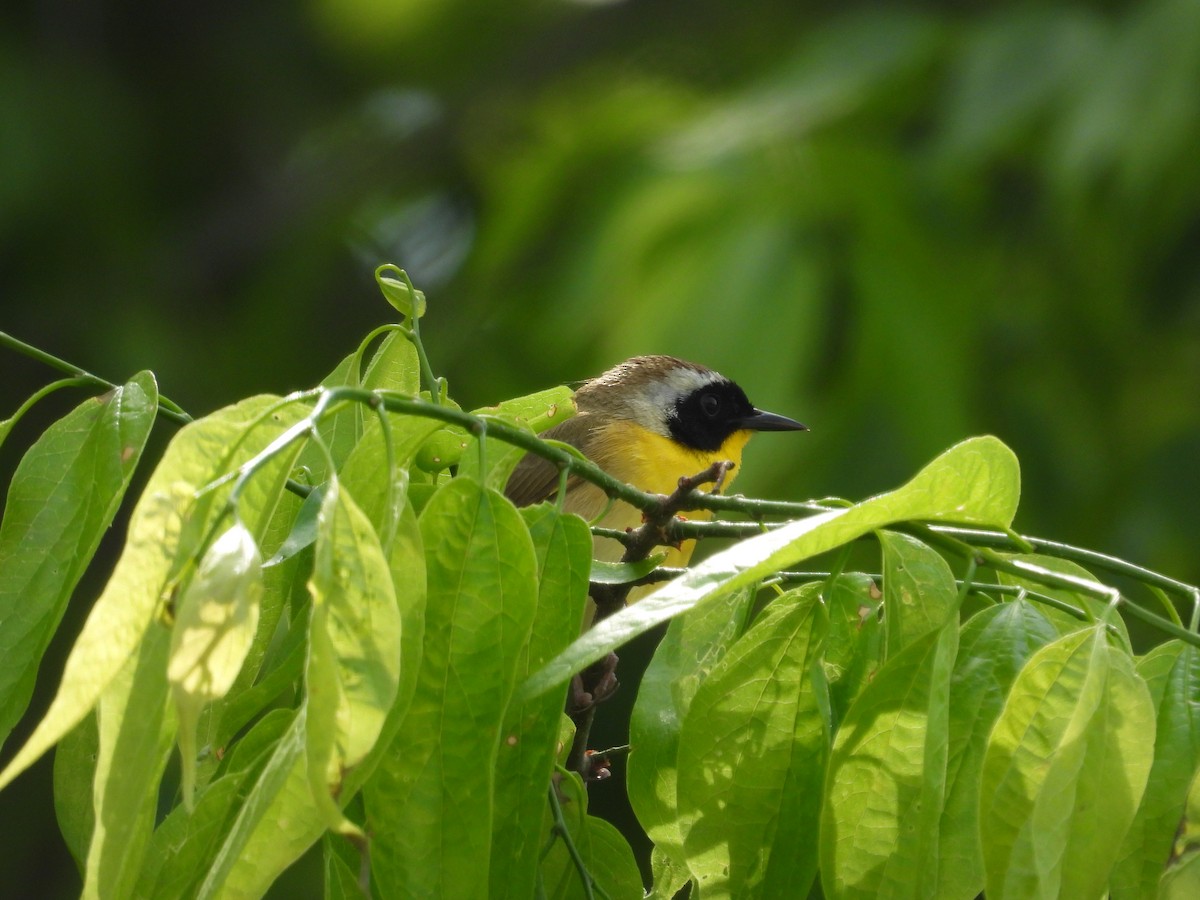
[2,0,1199,894]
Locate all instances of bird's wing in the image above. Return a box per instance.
[504,414,594,507]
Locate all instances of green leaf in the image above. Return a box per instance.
[210,577,309,751]
[878,529,959,655]
[83,624,175,900]
[1110,641,1200,899]
[361,327,421,395]
[304,477,400,832]
[365,477,539,898]
[936,598,1058,900]
[301,328,422,479]
[628,585,757,897]
[375,264,428,319]
[0,394,305,792]
[589,553,667,585]
[53,712,99,874]
[339,423,431,731]
[169,523,263,808]
[263,482,326,567]
[677,586,828,897]
[1160,763,1200,898]
[996,552,1131,647]
[458,385,577,490]
[324,832,368,899]
[980,625,1156,899]
[0,371,158,748]
[523,434,1019,700]
[489,505,591,900]
[820,618,959,898]
[540,772,643,900]
[822,573,884,729]
[196,710,323,900]
[134,708,293,899]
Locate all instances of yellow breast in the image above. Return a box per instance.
[563,422,751,569]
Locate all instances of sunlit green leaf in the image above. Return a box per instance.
[305,477,400,833]
[196,711,321,900]
[878,529,959,655]
[821,618,959,898]
[366,477,539,897]
[134,708,293,899]
[980,625,1156,899]
[169,523,263,808]
[458,385,576,490]
[83,625,175,900]
[1111,640,1200,899]
[0,371,157,748]
[628,585,757,897]
[822,573,884,729]
[995,552,1131,647]
[376,264,428,319]
[936,598,1058,899]
[490,505,591,900]
[678,586,828,897]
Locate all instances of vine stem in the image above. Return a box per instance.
[1,330,193,426]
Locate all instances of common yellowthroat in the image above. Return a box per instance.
[505,355,806,569]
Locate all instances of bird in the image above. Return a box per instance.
[504,355,806,570]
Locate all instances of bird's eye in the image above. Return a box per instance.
[700,393,720,417]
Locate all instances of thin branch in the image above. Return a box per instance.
[2,330,194,426]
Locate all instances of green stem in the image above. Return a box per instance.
[1,330,193,426]
[546,783,608,900]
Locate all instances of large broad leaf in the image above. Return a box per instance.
[1110,640,1200,899]
[0,371,158,748]
[489,505,591,900]
[304,477,401,831]
[0,394,304,792]
[980,625,1156,899]
[935,598,1058,900]
[821,618,959,898]
[628,584,757,899]
[677,586,828,898]
[365,478,539,898]
[522,435,1019,700]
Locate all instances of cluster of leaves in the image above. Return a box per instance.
[2,271,1200,898]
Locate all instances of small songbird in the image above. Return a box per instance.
[504,355,806,569]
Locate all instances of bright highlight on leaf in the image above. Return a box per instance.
[169,523,263,808]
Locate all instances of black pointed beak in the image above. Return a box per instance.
[736,408,808,433]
